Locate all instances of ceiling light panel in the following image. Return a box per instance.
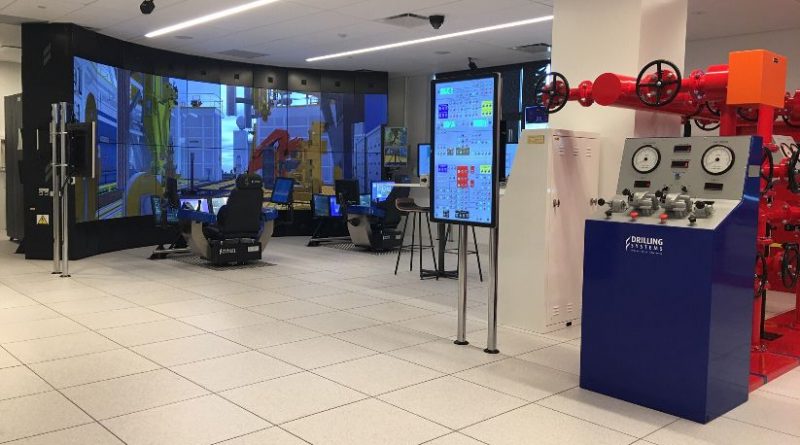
[306,15,553,62]
[145,0,283,38]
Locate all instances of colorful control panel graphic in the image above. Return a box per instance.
[432,76,496,226]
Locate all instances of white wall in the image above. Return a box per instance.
[686,28,800,91]
[0,61,21,232]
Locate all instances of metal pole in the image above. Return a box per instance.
[51,104,60,274]
[60,103,70,278]
[485,226,500,354]
[454,224,469,345]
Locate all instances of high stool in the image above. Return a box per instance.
[394,198,438,278]
[445,224,484,282]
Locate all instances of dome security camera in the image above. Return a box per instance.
[429,15,445,30]
[140,0,155,14]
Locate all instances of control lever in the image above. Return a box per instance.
[693,200,715,219]
[630,191,660,216]
[597,196,628,215]
[661,193,693,218]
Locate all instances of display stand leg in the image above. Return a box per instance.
[485,226,499,354]
[455,225,469,346]
[51,104,61,275]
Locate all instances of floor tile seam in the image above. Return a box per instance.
[272,391,457,434]
[177,369,308,394]
[375,389,517,433]
[0,422,100,445]
[257,347,383,372]
[0,345,130,444]
[447,366,580,404]
[309,363,450,399]
[419,431,491,445]
[530,398,670,439]
[208,426,313,445]
[757,387,800,401]
[90,393,214,423]
[717,415,800,438]
[638,418,682,441]
[212,378,370,427]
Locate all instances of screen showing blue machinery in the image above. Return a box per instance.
[417,143,431,177]
[430,74,499,227]
[371,181,394,203]
[211,197,228,215]
[271,177,294,204]
[504,143,518,179]
[180,198,210,213]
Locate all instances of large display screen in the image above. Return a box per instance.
[72,56,387,222]
[504,143,519,180]
[418,143,431,176]
[430,75,499,227]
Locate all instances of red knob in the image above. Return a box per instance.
[660,213,669,223]
[630,211,639,220]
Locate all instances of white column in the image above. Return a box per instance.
[549,0,688,198]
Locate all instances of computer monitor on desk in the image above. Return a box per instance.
[371,181,395,204]
[503,143,519,181]
[271,177,294,205]
[360,194,372,207]
[312,194,331,218]
[418,143,431,177]
[335,179,360,205]
[210,197,228,215]
[180,198,210,213]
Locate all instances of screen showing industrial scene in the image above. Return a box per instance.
[73,56,387,221]
[432,76,497,226]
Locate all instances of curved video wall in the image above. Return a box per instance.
[20,23,389,259]
[72,56,387,222]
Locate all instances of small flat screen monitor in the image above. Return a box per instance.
[418,143,431,177]
[179,198,209,213]
[329,196,343,217]
[504,143,519,180]
[271,177,294,204]
[312,194,331,218]
[359,194,372,207]
[371,181,395,203]
[335,179,360,205]
[211,197,229,215]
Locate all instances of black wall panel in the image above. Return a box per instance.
[288,70,322,92]
[253,66,288,90]
[321,71,355,93]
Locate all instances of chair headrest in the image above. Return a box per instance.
[236,174,263,190]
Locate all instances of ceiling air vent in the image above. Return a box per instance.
[380,13,430,29]
[511,43,551,59]
[216,49,268,59]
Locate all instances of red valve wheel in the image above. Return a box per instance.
[636,59,682,107]
[533,72,571,114]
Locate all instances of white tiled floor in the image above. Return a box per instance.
[0,237,799,444]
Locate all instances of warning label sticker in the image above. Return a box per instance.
[36,214,50,225]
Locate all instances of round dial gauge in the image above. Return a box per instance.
[702,145,735,176]
[632,145,661,174]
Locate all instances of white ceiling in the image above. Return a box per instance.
[0,0,796,75]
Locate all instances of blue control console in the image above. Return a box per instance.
[580,136,762,423]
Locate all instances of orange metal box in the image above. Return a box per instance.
[727,49,787,108]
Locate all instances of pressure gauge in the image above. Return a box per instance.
[702,145,735,176]
[632,145,661,174]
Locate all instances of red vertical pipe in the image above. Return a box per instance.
[720,105,738,136]
[757,105,775,143]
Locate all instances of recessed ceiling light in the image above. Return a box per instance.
[306,15,553,62]
[145,0,281,38]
